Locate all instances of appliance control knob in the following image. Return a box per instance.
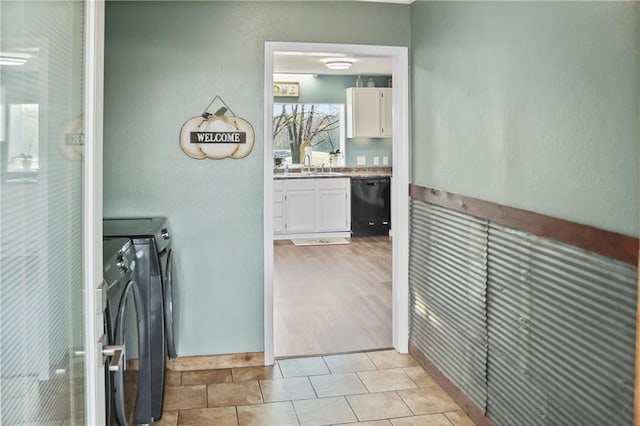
[116,252,128,271]
[161,228,170,240]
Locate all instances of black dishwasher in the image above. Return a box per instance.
[351,177,391,236]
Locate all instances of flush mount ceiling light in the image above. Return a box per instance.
[325,60,353,70]
[0,52,29,66]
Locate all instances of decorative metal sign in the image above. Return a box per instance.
[179,96,255,160]
[59,114,84,160]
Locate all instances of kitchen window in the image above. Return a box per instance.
[273,103,345,166]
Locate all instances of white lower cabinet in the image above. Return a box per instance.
[274,178,350,238]
[317,180,350,232]
[285,190,315,233]
[273,180,284,233]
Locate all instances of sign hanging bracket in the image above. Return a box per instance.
[202,95,238,118]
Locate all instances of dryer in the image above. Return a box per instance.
[103,217,177,424]
[103,237,141,425]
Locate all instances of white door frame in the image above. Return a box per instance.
[83,0,105,423]
[263,41,410,365]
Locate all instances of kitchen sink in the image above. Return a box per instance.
[274,171,345,178]
[309,172,344,176]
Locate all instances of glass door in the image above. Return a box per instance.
[0,1,101,424]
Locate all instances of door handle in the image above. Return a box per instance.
[103,345,125,372]
[96,280,108,313]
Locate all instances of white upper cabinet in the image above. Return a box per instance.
[346,87,393,138]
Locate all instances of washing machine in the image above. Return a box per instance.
[103,217,177,424]
[103,237,141,425]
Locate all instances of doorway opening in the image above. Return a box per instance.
[263,42,409,365]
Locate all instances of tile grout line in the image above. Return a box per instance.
[205,380,209,409]
[400,367,420,388]
[290,399,302,426]
[306,375,319,399]
[354,371,373,394]
[393,390,415,417]
[443,412,456,426]
[364,352,379,370]
[343,393,362,423]
[257,378,265,404]
[320,356,331,375]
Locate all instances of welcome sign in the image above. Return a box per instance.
[179,97,255,160]
[190,131,247,144]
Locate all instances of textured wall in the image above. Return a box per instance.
[411,1,639,237]
[104,1,410,356]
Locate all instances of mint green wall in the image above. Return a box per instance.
[104,1,410,356]
[275,75,392,166]
[411,2,639,237]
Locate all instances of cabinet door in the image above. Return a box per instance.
[273,180,284,234]
[347,88,382,138]
[273,202,284,234]
[317,189,349,232]
[285,190,315,233]
[380,88,393,137]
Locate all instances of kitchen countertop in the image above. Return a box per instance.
[274,167,392,179]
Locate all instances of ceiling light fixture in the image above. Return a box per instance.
[325,60,353,70]
[0,53,29,66]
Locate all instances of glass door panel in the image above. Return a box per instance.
[0,1,87,424]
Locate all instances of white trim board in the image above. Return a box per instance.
[83,0,105,423]
[263,42,410,366]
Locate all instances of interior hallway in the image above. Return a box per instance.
[274,237,392,358]
[154,350,475,425]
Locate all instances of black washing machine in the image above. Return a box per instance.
[103,237,141,425]
[103,217,177,424]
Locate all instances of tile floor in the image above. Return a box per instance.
[153,350,476,426]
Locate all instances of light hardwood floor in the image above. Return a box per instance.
[274,236,392,358]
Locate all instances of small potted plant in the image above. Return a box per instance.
[329,149,343,166]
[14,153,33,171]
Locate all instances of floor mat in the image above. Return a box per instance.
[291,237,351,246]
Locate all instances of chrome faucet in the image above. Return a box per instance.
[303,154,311,173]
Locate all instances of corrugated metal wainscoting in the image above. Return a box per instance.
[409,201,489,411]
[487,223,636,426]
[409,198,637,426]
